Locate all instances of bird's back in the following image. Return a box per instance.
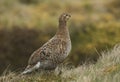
[28,35,71,70]
[22,13,71,74]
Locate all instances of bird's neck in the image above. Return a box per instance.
[56,22,70,39]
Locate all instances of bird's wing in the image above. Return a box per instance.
[28,48,48,66]
[28,38,67,66]
[22,38,68,74]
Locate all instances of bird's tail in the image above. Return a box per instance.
[21,62,41,75]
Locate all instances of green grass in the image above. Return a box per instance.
[0,0,118,29]
[0,0,120,74]
[0,44,120,82]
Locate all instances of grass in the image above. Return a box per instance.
[0,0,117,29]
[0,0,120,80]
[0,44,120,82]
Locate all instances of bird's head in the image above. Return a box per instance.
[59,13,71,23]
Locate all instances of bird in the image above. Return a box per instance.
[21,13,72,75]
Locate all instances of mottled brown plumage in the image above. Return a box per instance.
[22,13,71,74]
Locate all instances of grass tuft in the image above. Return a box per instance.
[0,44,120,82]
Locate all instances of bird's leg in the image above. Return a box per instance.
[54,63,65,76]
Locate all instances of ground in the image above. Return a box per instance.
[0,44,120,82]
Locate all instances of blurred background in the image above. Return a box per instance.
[0,0,120,74]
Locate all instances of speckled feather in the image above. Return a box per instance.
[22,13,71,74]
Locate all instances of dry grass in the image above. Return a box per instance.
[0,0,118,29]
[0,0,120,81]
[0,44,120,82]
